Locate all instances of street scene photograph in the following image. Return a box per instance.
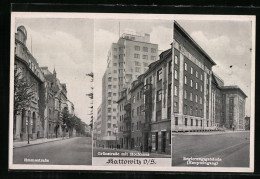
[170,19,253,168]
[10,16,94,166]
[92,19,175,166]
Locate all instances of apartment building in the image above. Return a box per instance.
[115,21,247,155]
[97,30,159,148]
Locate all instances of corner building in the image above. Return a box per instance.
[170,21,247,132]
[98,31,158,148]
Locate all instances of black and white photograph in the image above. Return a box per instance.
[9,12,255,172]
[10,15,93,168]
[92,18,176,167]
[170,19,254,169]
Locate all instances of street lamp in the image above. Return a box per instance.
[114,127,118,149]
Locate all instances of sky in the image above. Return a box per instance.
[15,18,94,124]
[93,18,253,118]
[14,16,253,124]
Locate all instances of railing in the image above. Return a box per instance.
[143,84,152,94]
[124,100,131,111]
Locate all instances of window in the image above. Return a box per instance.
[201,74,203,81]
[135,46,140,51]
[134,54,140,59]
[196,119,198,126]
[167,107,171,119]
[132,109,135,117]
[200,85,203,92]
[114,70,117,73]
[113,55,117,59]
[174,86,178,96]
[107,123,111,128]
[157,68,162,81]
[174,70,178,80]
[185,63,187,71]
[151,48,156,53]
[108,108,111,113]
[151,56,156,61]
[108,100,112,105]
[190,79,193,87]
[135,61,141,66]
[113,93,117,96]
[156,110,161,121]
[113,48,117,51]
[174,102,178,113]
[175,117,178,125]
[143,55,148,60]
[143,47,148,52]
[113,108,116,112]
[184,90,187,99]
[184,76,187,84]
[174,55,178,64]
[132,96,136,103]
[135,67,141,72]
[196,71,198,78]
[143,62,148,67]
[190,93,193,101]
[201,120,203,126]
[196,82,198,89]
[108,92,112,97]
[184,105,187,115]
[157,90,162,101]
[185,118,188,126]
[191,67,193,74]
[113,63,117,66]
[168,84,171,97]
[169,61,172,74]
[191,119,193,126]
[195,95,198,103]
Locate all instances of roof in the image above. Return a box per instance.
[174,21,216,66]
[144,48,171,78]
[221,86,247,98]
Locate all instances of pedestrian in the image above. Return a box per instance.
[233,126,235,131]
[140,144,143,153]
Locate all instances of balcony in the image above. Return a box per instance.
[124,114,131,121]
[141,103,152,112]
[124,100,131,111]
[141,123,151,131]
[123,130,131,136]
[143,84,152,95]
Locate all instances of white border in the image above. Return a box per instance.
[9,12,255,172]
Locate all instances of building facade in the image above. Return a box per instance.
[13,26,81,141]
[13,26,46,140]
[98,30,159,148]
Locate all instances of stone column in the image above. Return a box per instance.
[152,73,156,122]
[208,73,212,126]
[203,72,207,128]
[161,65,167,120]
[171,45,175,131]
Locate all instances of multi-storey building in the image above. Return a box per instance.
[116,21,247,155]
[13,26,46,141]
[98,30,159,148]
[41,66,69,138]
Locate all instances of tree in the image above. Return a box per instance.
[13,66,34,136]
[86,72,94,129]
[61,107,70,138]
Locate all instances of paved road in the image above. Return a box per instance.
[172,131,250,167]
[13,137,92,165]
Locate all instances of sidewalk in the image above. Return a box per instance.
[172,130,249,136]
[13,137,69,148]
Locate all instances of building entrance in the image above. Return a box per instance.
[161,131,166,152]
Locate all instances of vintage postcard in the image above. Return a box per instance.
[9,12,255,172]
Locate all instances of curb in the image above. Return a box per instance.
[13,137,71,149]
[172,131,249,136]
